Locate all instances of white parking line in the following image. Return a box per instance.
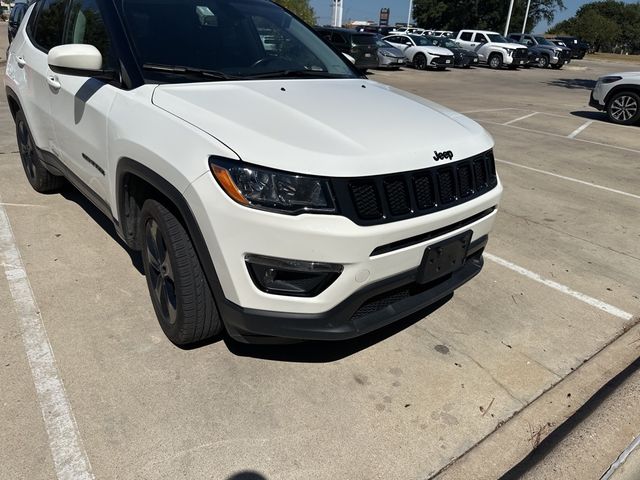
[0,200,94,480]
[568,120,594,138]
[479,119,640,155]
[503,112,538,126]
[485,253,634,321]
[460,107,518,114]
[495,158,640,201]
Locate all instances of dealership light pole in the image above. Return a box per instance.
[521,0,532,33]
[503,0,515,36]
[407,0,413,27]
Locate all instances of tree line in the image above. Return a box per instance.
[412,0,565,33]
[549,1,640,54]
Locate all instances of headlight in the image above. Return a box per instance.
[505,48,514,56]
[210,157,336,214]
[380,49,398,58]
[600,76,622,84]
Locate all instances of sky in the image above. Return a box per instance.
[310,0,638,33]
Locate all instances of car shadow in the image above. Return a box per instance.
[544,78,596,90]
[59,185,144,275]
[221,295,453,363]
[570,110,609,122]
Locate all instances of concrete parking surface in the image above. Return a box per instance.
[2,22,640,479]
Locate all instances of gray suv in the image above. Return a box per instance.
[508,33,572,69]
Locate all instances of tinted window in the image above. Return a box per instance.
[474,33,488,43]
[64,0,114,67]
[10,3,27,23]
[33,0,69,51]
[459,32,472,41]
[331,32,346,45]
[352,34,376,46]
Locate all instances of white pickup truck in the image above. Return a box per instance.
[455,30,529,69]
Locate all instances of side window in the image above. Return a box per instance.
[475,33,488,43]
[64,0,114,67]
[33,0,69,51]
[459,32,472,41]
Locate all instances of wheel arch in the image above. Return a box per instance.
[604,84,640,106]
[5,86,22,121]
[115,158,229,316]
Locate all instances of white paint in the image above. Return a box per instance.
[503,112,538,125]
[479,119,640,155]
[0,202,45,208]
[496,158,640,201]
[601,434,640,480]
[485,253,634,321]
[460,107,518,114]
[568,120,593,138]
[0,201,94,480]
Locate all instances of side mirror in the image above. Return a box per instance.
[48,44,114,77]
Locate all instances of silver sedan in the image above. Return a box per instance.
[375,38,406,69]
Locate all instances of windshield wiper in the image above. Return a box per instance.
[242,69,348,79]
[142,64,241,80]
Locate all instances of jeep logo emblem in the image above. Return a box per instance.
[433,150,454,161]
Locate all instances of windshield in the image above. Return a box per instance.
[534,36,553,46]
[487,34,509,43]
[120,0,357,82]
[376,39,394,48]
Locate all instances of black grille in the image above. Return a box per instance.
[513,48,528,60]
[332,150,498,226]
[432,55,455,65]
[559,50,571,60]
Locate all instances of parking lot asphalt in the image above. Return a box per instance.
[2,21,640,479]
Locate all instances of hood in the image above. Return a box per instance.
[379,46,405,57]
[492,42,527,50]
[422,46,454,56]
[152,79,493,177]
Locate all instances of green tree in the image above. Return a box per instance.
[549,1,640,53]
[273,0,316,25]
[413,0,565,33]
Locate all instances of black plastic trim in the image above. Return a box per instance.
[221,236,489,341]
[371,207,495,256]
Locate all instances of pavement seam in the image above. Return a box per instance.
[601,433,640,480]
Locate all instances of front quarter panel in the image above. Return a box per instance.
[107,85,239,222]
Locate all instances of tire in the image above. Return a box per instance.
[606,91,640,125]
[15,110,64,193]
[414,53,427,70]
[488,53,502,69]
[538,55,549,68]
[140,199,222,345]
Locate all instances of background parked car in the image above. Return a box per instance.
[374,36,406,69]
[315,27,378,72]
[508,33,571,69]
[455,30,529,69]
[523,46,542,68]
[424,35,479,68]
[7,1,28,44]
[384,34,454,70]
[590,72,640,125]
[552,36,588,59]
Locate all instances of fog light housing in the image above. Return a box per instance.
[245,255,343,297]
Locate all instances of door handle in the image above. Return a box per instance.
[16,56,27,68]
[47,75,61,90]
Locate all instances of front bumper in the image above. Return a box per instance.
[220,236,488,341]
[185,171,502,336]
[431,55,455,67]
[455,55,478,67]
[590,90,605,110]
[378,54,406,68]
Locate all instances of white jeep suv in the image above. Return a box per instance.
[455,30,528,69]
[5,0,502,345]
[590,72,640,125]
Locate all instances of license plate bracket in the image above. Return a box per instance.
[417,231,472,284]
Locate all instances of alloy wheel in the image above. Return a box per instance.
[610,95,638,122]
[145,219,177,325]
